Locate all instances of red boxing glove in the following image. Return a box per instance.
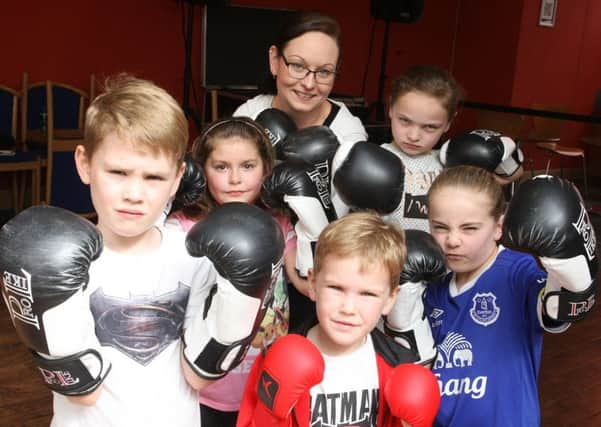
[385,364,440,427]
[254,334,325,422]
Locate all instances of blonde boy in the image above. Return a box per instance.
[61,75,217,426]
[238,212,424,426]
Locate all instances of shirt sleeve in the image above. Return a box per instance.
[233,100,252,118]
[511,254,569,334]
[273,214,297,257]
[329,101,368,144]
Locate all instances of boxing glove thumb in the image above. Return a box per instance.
[256,108,297,158]
[255,334,324,420]
[385,364,440,427]
[173,153,205,211]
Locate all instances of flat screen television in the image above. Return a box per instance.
[202,5,297,90]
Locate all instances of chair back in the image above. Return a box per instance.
[21,75,94,216]
[50,83,86,131]
[0,85,19,146]
[23,83,48,137]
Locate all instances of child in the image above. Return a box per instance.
[0,75,285,427]
[424,165,597,426]
[381,64,463,232]
[237,212,442,427]
[71,75,221,426]
[167,116,302,427]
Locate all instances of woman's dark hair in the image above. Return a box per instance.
[260,11,342,94]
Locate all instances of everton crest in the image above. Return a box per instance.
[470,292,500,326]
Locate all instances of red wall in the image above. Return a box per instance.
[3,1,195,99]
[3,0,460,136]
[512,0,601,168]
[452,0,524,106]
[3,0,601,152]
[446,0,525,136]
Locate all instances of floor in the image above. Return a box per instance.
[1,179,601,426]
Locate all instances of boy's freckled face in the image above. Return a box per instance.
[76,133,183,247]
[308,255,398,356]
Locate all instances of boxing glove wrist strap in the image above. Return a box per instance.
[384,317,437,365]
[542,279,597,322]
[31,348,110,396]
[182,335,251,379]
[183,276,263,379]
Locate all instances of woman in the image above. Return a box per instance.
[234,11,367,145]
[234,11,367,332]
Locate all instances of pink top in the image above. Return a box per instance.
[168,209,296,411]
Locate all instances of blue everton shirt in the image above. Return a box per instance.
[425,248,547,427]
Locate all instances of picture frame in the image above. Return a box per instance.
[539,0,557,27]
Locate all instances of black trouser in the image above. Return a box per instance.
[200,403,237,427]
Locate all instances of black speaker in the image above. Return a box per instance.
[370,0,424,23]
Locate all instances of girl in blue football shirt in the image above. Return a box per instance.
[424,165,596,426]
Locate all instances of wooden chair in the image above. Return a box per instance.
[0,84,40,213]
[21,74,95,218]
[527,104,588,200]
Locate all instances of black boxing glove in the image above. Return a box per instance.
[172,153,206,212]
[440,129,523,178]
[0,206,109,396]
[183,202,285,379]
[279,125,340,214]
[333,141,405,216]
[503,175,598,322]
[262,161,335,277]
[279,125,340,166]
[256,108,297,158]
[384,230,447,364]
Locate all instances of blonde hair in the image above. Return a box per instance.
[428,165,506,220]
[183,116,275,218]
[314,211,406,291]
[84,74,188,163]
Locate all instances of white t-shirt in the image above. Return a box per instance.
[51,227,216,427]
[381,142,443,232]
[309,335,380,426]
[234,94,367,216]
[233,94,367,146]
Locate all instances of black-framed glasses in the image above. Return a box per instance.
[281,55,337,84]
